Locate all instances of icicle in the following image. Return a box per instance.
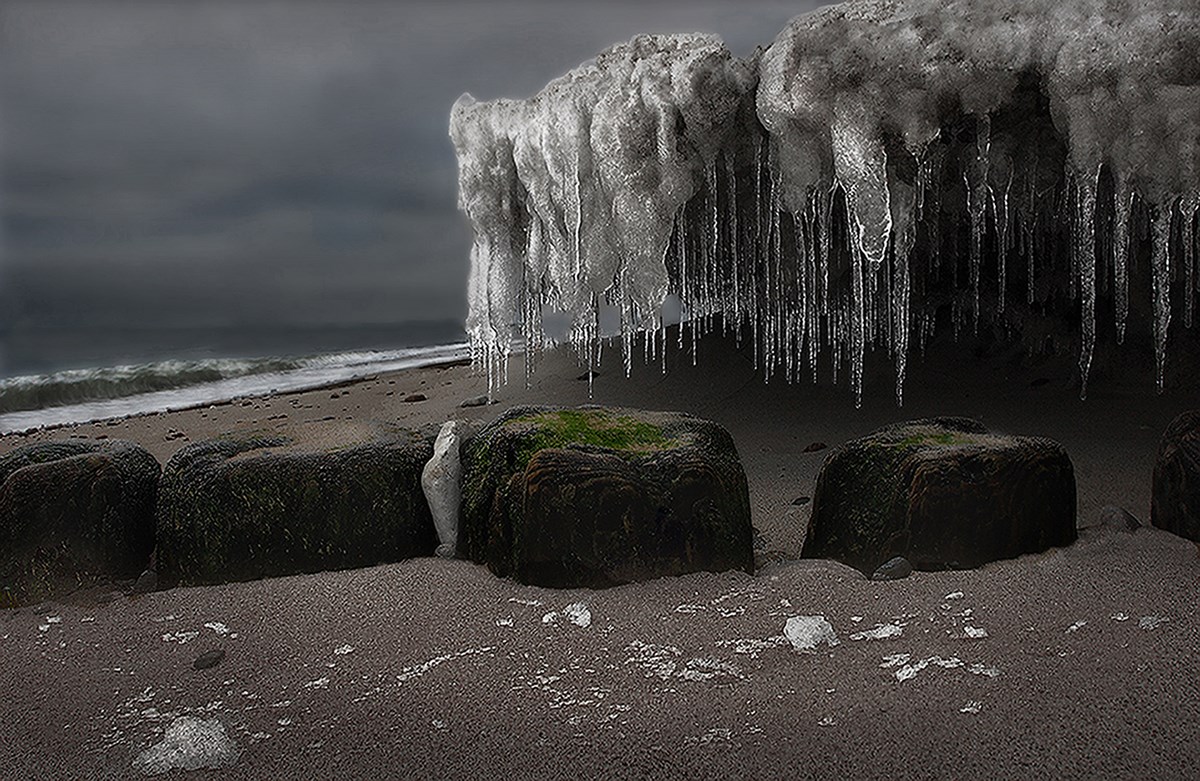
[1112,174,1133,344]
[1075,165,1099,400]
[967,114,992,332]
[1183,194,1198,329]
[1150,203,1173,392]
[996,167,1013,312]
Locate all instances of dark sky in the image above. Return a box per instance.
[0,0,818,342]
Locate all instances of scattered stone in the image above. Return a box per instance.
[802,442,828,453]
[803,417,1076,575]
[1151,410,1200,543]
[404,393,427,403]
[871,556,913,581]
[193,649,226,670]
[460,406,753,588]
[791,496,811,506]
[0,440,160,606]
[156,424,437,586]
[1096,505,1141,533]
[422,421,463,558]
[460,395,490,408]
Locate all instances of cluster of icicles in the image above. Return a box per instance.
[450,0,1200,406]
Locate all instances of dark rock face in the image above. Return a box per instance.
[460,406,753,588]
[803,418,1077,575]
[1151,410,1200,543]
[157,424,437,587]
[0,439,160,605]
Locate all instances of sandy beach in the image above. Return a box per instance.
[2,329,1198,780]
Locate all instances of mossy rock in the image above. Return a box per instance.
[0,439,160,607]
[157,422,437,586]
[1150,410,1200,543]
[802,417,1077,575]
[460,406,753,588]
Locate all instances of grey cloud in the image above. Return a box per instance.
[0,0,815,344]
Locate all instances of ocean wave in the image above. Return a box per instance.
[0,343,471,431]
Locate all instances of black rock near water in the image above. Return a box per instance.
[803,418,1077,576]
[0,439,160,605]
[459,406,753,589]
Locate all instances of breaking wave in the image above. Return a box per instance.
[0,343,470,432]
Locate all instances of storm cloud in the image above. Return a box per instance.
[0,0,813,368]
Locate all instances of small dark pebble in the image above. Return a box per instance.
[871,556,913,581]
[802,442,828,453]
[791,496,811,506]
[404,393,427,403]
[1030,377,1050,387]
[194,649,226,670]
[460,395,490,408]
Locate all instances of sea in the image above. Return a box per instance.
[0,320,471,434]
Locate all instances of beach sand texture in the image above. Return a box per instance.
[2,331,1198,780]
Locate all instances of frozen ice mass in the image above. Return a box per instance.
[451,0,1200,405]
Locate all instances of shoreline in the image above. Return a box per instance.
[2,331,1199,779]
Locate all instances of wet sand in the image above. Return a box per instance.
[2,330,1198,780]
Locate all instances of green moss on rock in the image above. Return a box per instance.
[460,405,752,588]
[802,417,1076,574]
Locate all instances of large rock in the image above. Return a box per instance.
[460,406,753,588]
[1151,410,1200,543]
[157,422,437,586]
[802,418,1077,575]
[0,439,159,605]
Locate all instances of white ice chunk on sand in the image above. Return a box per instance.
[131,716,240,775]
[849,623,903,641]
[784,616,839,652]
[563,603,591,627]
[203,622,229,635]
[1139,616,1168,630]
[422,420,462,558]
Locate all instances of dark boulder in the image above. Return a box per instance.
[802,417,1077,575]
[1151,410,1200,543]
[460,406,753,588]
[157,422,437,587]
[0,439,160,606]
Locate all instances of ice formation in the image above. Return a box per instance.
[451,0,1200,404]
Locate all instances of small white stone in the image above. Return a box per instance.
[784,615,839,652]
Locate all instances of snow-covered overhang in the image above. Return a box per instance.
[450,0,1200,405]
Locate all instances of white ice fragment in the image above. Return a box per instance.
[422,420,462,558]
[1066,620,1087,633]
[961,626,988,639]
[1138,616,1168,630]
[161,632,199,645]
[961,700,983,714]
[784,616,839,653]
[333,645,354,655]
[849,623,903,641]
[131,716,240,776]
[303,678,329,689]
[944,592,964,601]
[563,603,592,628]
[46,615,61,624]
[496,618,514,627]
[203,622,229,635]
[1111,613,1130,622]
